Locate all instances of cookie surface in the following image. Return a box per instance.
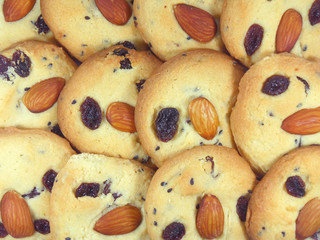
[133,0,225,61]
[135,49,244,167]
[246,146,320,240]
[0,40,76,131]
[58,45,161,165]
[145,145,256,240]
[50,153,154,239]
[0,127,75,239]
[231,53,320,175]
[221,0,320,67]
[41,0,147,62]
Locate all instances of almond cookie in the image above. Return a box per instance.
[133,0,225,61]
[50,153,154,239]
[0,127,75,239]
[135,49,245,167]
[41,0,147,62]
[0,0,55,51]
[58,45,161,165]
[145,145,257,240]
[0,40,77,132]
[231,53,320,176]
[221,0,320,67]
[246,146,320,240]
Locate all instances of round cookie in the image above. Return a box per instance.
[135,49,245,167]
[41,0,147,62]
[50,153,154,239]
[0,0,55,51]
[221,0,320,67]
[230,53,320,176]
[133,0,225,61]
[0,127,75,239]
[0,40,77,131]
[145,145,257,240]
[246,146,320,240]
[58,45,162,165]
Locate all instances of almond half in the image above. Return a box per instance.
[276,8,302,53]
[95,0,132,25]
[94,205,142,235]
[22,77,65,113]
[296,197,320,240]
[1,190,35,238]
[281,107,320,135]
[196,194,224,239]
[106,102,136,133]
[173,4,216,43]
[188,97,219,140]
[3,0,36,22]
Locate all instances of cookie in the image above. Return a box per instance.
[58,45,161,165]
[144,145,257,240]
[230,53,320,175]
[0,127,75,239]
[133,0,225,61]
[246,146,320,240]
[50,153,154,239]
[0,0,55,51]
[221,0,320,67]
[40,0,147,62]
[0,40,77,132]
[135,49,245,167]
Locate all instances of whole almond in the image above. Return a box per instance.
[22,77,65,113]
[196,194,224,239]
[95,0,132,25]
[173,4,216,43]
[281,107,320,135]
[188,97,219,140]
[1,190,35,238]
[296,197,320,240]
[106,102,136,133]
[3,0,36,22]
[276,9,302,53]
[94,205,142,235]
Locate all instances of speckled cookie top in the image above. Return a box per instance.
[50,153,154,239]
[231,53,320,175]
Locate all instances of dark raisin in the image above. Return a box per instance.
[153,208,157,214]
[236,196,249,222]
[80,97,102,130]
[42,169,58,192]
[112,192,122,201]
[84,16,90,20]
[51,124,65,138]
[34,219,50,234]
[296,76,310,95]
[34,15,50,34]
[12,50,31,77]
[120,58,132,69]
[162,222,185,240]
[72,100,77,104]
[155,146,160,151]
[155,108,179,142]
[190,178,194,185]
[282,231,286,237]
[161,182,167,186]
[309,0,320,26]
[75,183,100,198]
[167,188,173,193]
[244,24,264,56]
[22,187,41,199]
[0,55,11,80]
[103,179,112,195]
[0,223,8,238]
[285,175,305,197]
[136,79,146,92]
[113,48,128,56]
[262,75,289,96]
[65,238,71,240]
[115,41,136,49]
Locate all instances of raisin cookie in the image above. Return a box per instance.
[221,0,320,67]
[0,40,76,131]
[58,45,161,165]
[0,127,75,239]
[41,0,147,62]
[246,146,320,240]
[50,153,154,239]
[133,0,225,61]
[135,49,244,167]
[145,145,257,240]
[231,53,320,176]
[0,0,55,51]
